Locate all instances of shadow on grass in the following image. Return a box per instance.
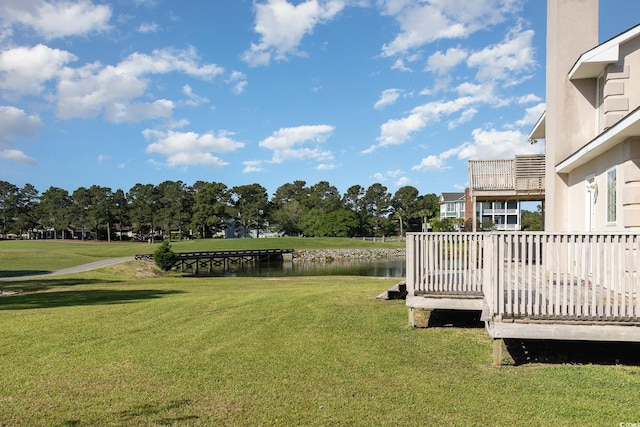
[0,270,52,278]
[0,278,120,294]
[0,288,184,310]
[505,339,640,366]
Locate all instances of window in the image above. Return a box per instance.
[446,202,456,213]
[607,167,617,223]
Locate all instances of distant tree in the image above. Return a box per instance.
[191,181,229,238]
[300,208,325,236]
[0,181,19,238]
[272,180,309,206]
[415,193,439,231]
[38,186,72,238]
[521,205,544,231]
[480,219,496,231]
[431,217,455,232]
[14,184,39,238]
[271,181,310,236]
[230,183,268,238]
[112,189,129,240]
[364,183,391,237]
[71,187,92,240]
[88,185,113,241]
[342,184,367,236]
[322,209,359,237]
[391,185,420,236]
[128,183,160,242]
[307,181,342,212]
[158,180,191,241]
[271,199,305,236]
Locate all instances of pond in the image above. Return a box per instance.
[194,258,406,278]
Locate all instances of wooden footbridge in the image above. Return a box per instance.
[135,249,294,273]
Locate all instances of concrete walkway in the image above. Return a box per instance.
[0,257,135,281]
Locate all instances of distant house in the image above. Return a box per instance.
[439,192,522,230]
[439,192,465,220]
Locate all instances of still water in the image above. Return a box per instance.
[197,258,406,278]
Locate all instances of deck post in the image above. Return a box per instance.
[492,338,504,366]
[408,307,432,328]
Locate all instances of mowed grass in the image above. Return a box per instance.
[2,261,640,426]
[0,238,403,277]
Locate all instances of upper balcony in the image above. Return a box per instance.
[468,154,545,201]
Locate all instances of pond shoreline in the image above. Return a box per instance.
[293,248,405,262]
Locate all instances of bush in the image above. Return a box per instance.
[154,240,178,271]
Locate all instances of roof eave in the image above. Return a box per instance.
[556,108,640,174]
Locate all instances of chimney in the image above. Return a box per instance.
[545,0,599,231]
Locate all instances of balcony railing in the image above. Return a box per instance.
[469,155,545,194]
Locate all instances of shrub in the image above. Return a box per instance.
[154,240,178,271]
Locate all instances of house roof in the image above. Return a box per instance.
[556,105,640,173]
[568,22,640,80]
[440,192,465,202]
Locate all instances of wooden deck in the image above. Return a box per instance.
[406,232,640,363]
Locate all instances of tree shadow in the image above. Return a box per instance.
[505,339,640,366]
[1,278,120,294]
[0,270,53,278]
[0,288,185,310]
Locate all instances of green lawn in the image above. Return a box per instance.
[1,260,640,426]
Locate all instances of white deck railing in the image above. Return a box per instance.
[406,233,485,296]
[407,232,640,322]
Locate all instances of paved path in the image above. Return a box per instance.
[0,257,135,281]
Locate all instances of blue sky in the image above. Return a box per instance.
[1,0,639,198]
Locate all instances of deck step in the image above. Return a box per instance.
[376,282,407,300]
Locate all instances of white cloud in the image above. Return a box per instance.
[137,22,159,33]
[0,105,42,140]
[0,44,77,97]
[0,0,112,39]
[260,124,334,163]
[0,148,35,165]
[57,47,224,122]
[182,84,209,107]
[242,160,266,173]
[456,127,543,160]
[228,71,248,94]
[143,129,245,169]
[466,27,536,83]
[374,88,401,109]
[316,163,335,170]
[518,94,541,104]
[0,105,41,165]
[242,0,345,66]
[380,0,518,57]
[365,95,475,153]
[412,154,446,172]
[426,47,467,75]
[514,102,545,127]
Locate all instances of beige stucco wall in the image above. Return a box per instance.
[566,144,624,231]
[545,0,599,231]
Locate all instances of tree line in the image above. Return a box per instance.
[0,180,442,241]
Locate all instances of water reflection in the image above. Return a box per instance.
[195,258,406,278]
